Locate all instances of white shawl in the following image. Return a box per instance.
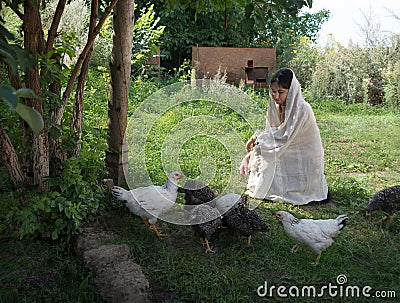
[246,72,328,205]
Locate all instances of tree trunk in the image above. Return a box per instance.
[72,0,99,156]
[71,57,87,156]
[23,0,49,192]
[106,0,135,185]
[0,125,29,187]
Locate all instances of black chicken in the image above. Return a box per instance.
[189,204,222,253]
[178,179,216,206]
[179,179,222,252]
[365,185,400,222]
[222,195,269,246]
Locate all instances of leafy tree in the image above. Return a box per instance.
[0,0,118,192]
[157,3,248,69]
[257,9,330,66]
[0,0,120,240]
[136,0,324,69]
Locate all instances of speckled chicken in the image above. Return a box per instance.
[214,193,242,215]
[189,204,222,253]
[365,185,400,222]
[222,195,269,246]
[178,179,216,206]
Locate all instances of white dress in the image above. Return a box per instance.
[246,72,328,205]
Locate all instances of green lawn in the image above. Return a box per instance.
[1,98,399,303]
[118,98,400,303]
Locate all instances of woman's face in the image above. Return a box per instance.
[270,82,288,106]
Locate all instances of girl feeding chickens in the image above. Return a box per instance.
[239,68,331,205]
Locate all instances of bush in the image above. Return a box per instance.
[288,34,400,107]
[131,4,165,78]
[3,153,108,243]
[382,35,400,107]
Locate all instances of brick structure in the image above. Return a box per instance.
[192,46,276,85]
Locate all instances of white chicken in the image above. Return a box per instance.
[275,211,348,266]
[112,171,183,236]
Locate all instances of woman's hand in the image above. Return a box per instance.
[245,135,257,152]
[239,152,252,176]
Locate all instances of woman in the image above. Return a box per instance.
[239,68,329,205]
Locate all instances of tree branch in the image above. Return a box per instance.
[4,0,24,20]
[54,0,120,125]
[45,0,67,53]
[72,0,99,155]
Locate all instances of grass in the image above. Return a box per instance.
[0,240,104,302]
[1,91,399,302]
[115,97,400,302]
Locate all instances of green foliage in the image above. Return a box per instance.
[287,33,400,106]
[0,39,34,76]
[0,31,44,135]
[286,36,320,87]
[4,153,108,242]
[170,58,193,82]
[381,36,400,107]
[90,13,113,67]
[0,1,111,245]
[1,72,109,241]
[92,4,165,79]
[255,9,330,66]
[164,0,312,20]
[1,85,44,135]
[152,3,250,68]
[41,0,89,65]
[132,4,165,77]
[137,0,320,69]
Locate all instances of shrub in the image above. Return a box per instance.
[90,14,113,67]
[131,4,165,78]
[287,36,320,88]
[383,60,400,107]
[382,35,400,107]
[289,34,400,107]
[3,154,108,243]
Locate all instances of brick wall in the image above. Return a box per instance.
[192,46,276,84]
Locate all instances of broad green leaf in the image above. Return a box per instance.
[15,88,42,100]
[14,102,44,136]
[0,24,15,40]
[0,47,15,62]
[0,85,18,108]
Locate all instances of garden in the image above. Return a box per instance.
[1,1,399,302]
